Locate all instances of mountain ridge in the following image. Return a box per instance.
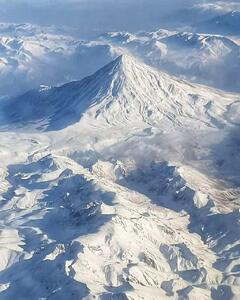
[0,54,238,131]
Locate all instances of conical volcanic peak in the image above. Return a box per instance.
[0,54,236,131]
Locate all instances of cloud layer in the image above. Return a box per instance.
[0,0,197,37]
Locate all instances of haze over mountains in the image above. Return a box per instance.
[0,1,240,300]
[1,54,239,132]
[0,11,240,99]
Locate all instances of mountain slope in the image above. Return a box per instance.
[0,55,240,299]
[0,22,117,99]
[0,55,238,131]
[100,30,240,92]
[0,22,239,99]
[0,152,240,299]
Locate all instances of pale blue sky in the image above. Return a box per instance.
[0,0,199,37]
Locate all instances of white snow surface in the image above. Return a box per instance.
[0,52,240,300]
[0,21,240,100]
[1,54,238,131]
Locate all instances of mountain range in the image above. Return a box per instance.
[0,2,240,299]
[1,54,238,132]
[0,53,240,299]
[0,19,240,100]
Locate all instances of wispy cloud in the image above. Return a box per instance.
[0,0,197,37]
[194,1,240,14]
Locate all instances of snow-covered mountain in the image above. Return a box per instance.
[1,152,239,300]
[0,23,117,99]
[1,55,238,132]
[0,54,240,299]
[0,21,240,100]
[99,30,240,92]
[0,2,240,299]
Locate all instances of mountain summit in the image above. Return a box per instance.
[0,54,236,131]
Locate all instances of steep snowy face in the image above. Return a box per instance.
[82,55,233,129]
[0,55,237,131]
